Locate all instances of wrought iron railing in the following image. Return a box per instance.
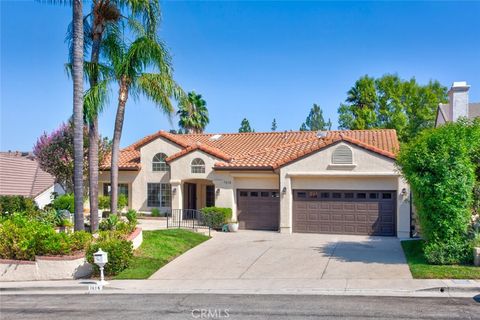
[166,209,211,236]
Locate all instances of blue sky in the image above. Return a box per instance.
[1,1,479,151]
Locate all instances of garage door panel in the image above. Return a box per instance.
[238,189,279,231]
[293,189,396,236]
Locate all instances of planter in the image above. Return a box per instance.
[227,222,239,232]
[127,227,143,250]
[0,252,93,281]
[474,247,480,267]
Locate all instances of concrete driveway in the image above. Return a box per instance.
[150,230,412,280]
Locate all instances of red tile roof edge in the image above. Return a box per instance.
[166,142,232,162]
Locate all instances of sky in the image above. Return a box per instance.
[1,1,479,151]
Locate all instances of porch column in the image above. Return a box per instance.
[279,173,292,234]
[170,180,183,221]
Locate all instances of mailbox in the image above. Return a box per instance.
[94,248,108,267]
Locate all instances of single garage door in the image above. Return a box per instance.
[293,190,396,236]
[237,189,280,230]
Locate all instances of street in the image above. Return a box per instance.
[1,294,479,320]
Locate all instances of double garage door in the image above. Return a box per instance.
[293,190,396,236]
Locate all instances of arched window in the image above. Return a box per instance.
[332,145,353,164]
[152,153,169,172]
[191,158,205,173]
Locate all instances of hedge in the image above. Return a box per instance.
[201,207,232,229]
[397,119,480,264]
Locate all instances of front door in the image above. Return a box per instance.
[185,183,197,210]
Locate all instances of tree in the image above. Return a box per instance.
[33,122,111,193]
[271,118,277,131]
[104,21,183,214]
[178,91,209,133]
[239,118,253,133]
[300,104,331,131]
[338,74,448,142]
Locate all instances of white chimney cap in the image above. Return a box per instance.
[451,81,470,88]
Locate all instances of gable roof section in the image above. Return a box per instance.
[0,153,55,198]
[105,129,399,171]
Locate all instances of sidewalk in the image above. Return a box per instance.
[1,278,479,298]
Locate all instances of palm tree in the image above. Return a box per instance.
[177,91,209,134]
[82,0,160,231]
[72,0,85,231]
[103,23,184,213]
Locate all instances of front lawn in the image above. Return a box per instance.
[401,240,479,279]
[114,229,209,279]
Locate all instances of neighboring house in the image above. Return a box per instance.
[435,81,480,127]
[101,129,411,238]
[0,152,64,208]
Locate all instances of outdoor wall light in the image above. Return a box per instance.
[282,187,287,194]
[172,187,177,195]
[401,188,408,197]
[216,188,220,196]
[93,248,108,286]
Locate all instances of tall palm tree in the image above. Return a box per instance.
[177,91,209,134]
[103,22,184,213]
[83,0,160,230]
[72,0,85,231]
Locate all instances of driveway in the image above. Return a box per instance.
[150,230,412,280]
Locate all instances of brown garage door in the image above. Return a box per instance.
[293,190,396,236]
[237,189,280,230]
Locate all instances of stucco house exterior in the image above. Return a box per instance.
[435,81,480,127]
[100,129,411,238]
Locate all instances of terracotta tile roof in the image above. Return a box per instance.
[104,129,399,171]
[0,152,55,197]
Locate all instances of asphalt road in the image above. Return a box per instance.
[1,294,479,320]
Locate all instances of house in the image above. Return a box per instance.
[0,152,64,208]
[100,128,411,238]
[435,81,480,127]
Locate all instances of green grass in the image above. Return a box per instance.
[401,239,479,279]
[114,229,209,279]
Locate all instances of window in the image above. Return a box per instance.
[344,192,354,199]
[152,153,169,172]
[261,192,269,197]
[191,158,205,173]
[271,192,280,198]
[297,191,307,199]
[369,193,379,199]
[320,192,330,199]
[332,145,353,164]
[382,193,392,199]
[103,183,129,200]
[206,185,215,207]
[250,191,259,197]
[147,183,171,207]
[356,192,366,199]
[332,192,342,199]
[240,191,248,197]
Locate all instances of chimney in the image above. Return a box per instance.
[448,81,470,121]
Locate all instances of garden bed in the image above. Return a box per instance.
[401,240,479,279]
[114,229,209,279]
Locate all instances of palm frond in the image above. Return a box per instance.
[136,73,181,115]
[83,79,110,122]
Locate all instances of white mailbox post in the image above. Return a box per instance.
[93,248,108,285]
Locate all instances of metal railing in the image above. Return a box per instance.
[166,209,211,236]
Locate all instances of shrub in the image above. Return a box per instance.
[0,195,38,216]
[86,238,133,276]
[0,214,91,260]
[98,196,110,210]
[201,207,232,229]
[99,214,119,231]
[397,120,480,264]
[151,208,161,217]
[98,195,128,211]
[126,209,137,226]
[52,194,75,213]
[118,194,128,211]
